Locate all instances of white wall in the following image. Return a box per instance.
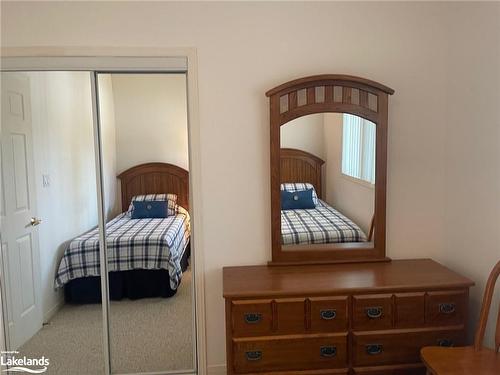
[324,113,375,235]
[98,74,120,219]
[29,72,98,321]
[280,114,325,160]
[111,74,189,174]
[441,4,500,350]
[2,1,499,368]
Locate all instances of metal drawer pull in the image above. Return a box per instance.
[320,309,337,320]
[244,313,262,324]
[366,344,383,355]
[366,306,383,319]
[439,303,456,314]
[245,350,262,361]
[437,339,454,347]
[320,346,337,358]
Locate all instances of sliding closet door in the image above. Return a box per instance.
[0,71,106,374]
[96,72,196,374]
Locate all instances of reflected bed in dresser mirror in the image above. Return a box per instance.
[267,75,394,264]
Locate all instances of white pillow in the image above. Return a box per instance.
[127,193,178,217]
[280,183,319,206]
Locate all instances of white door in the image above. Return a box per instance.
[0,73,43,349]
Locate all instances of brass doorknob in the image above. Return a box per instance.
[30,217,42,226]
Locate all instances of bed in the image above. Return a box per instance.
[55,162,191,303]
[280,148,371,246]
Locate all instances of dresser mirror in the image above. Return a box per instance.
[267,75,394,264]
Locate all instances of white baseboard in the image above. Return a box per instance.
[207,364,226,375]
[43,299,63,323]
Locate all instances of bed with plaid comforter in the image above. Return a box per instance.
[281,199,367,245]
[55,207,190,290]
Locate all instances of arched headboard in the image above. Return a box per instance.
[280,148,325,199]
[117,162,189,212]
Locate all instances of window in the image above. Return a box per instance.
[341,113,376,185]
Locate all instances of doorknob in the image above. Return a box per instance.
[30,217,42,226]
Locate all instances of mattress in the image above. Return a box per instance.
[281,199,367,245]
[55,206,190,290]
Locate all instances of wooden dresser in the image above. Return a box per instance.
[223,259,474,375]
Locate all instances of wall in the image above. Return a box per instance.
[324,113,375,235]
[110,74,189,174]
[98,74,120,220]
[280,114,325,160]
[1,1,499,369]
[441,4,500,349]
[29,72,98,321]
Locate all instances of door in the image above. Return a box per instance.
[0,73,43,349]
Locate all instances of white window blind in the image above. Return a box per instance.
[341,114,376,184]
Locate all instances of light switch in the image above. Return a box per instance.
[42,174,50,188]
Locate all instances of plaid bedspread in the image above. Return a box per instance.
[55,208,190,289]
[281,200,367,245]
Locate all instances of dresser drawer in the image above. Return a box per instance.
[275,298,306,334]
[352,327,465,366]
[233,334,348,373]
[232,299,273,337]
[394,293,425,328]
[309,297,349,333]
[425,290,466,326]
[353,294,392,330]
[353,363,425,375]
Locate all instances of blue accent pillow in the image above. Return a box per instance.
[281,189,316,210]
[131,201,168,219]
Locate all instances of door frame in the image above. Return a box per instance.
[0,47,207,375]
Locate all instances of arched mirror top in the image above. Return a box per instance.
[268,74,394,265]
[266,74,394,125]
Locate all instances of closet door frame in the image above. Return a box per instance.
[0,48,206,375]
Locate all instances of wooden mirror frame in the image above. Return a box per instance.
[267,74,394,265]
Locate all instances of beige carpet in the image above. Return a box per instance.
[20,270,194,374]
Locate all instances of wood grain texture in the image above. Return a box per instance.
[280,148,325,199]
[420,260,500,375]
[394,293,425,328]
[425,290,466,327]
[421,346,500,375]
[353,363,425,375]
[117,162,189,212]
[233,333,348,372]
[224,260,473,375]
[352,294,393,331]
[474,260,500,351]
[268,74,394,264]
[309,296,349,333]
[353,326,465,367]
[266,75,395,97]
[223,259,474,299]
[232,299,274,338]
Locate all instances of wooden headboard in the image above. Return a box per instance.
[117,162,189,212]
[280,148,325,199]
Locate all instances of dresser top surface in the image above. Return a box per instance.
[222,259,474,298]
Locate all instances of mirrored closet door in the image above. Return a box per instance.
[0,71,105,374]
[1,67,196,375]
[96,73,195,374]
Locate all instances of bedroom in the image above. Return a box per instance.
[1,71,195,373]
[0,1,499,375]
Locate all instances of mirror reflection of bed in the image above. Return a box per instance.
[280,113,376,249]
[1,71,195,374]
